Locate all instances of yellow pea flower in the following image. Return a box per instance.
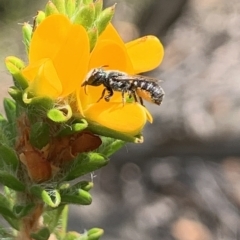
[22,14,90,99]
[77,24,164,136]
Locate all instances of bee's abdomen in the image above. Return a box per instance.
[133,80,164,105]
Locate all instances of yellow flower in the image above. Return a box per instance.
[77,24,164,136]
[21,14,164,137]
[22,14,90,99]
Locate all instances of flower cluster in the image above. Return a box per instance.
[2,0,165,239]
[6,1,164,141]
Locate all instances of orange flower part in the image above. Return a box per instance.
[22,14,90,99]
[77,24,164,136]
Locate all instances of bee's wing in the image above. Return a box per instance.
[115,75,162,82]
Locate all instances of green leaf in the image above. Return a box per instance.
[30,186,61,208]
[98,137,125,157]
[87,121,143,143]
[47,105,72,123]
[13,203,35,218]
[0,226,15,238]
[29,122,50,149]
[0,144,19,172]
[0,193,16,219]
[4,98,16,125]
[44,205,67,236]
[61,189,92,205]
[30,227,50,240]
[0,171,25,191]
[0,193,19,230]
[65,153,108,181]
[72,3,95,29]
[57,119,88,136]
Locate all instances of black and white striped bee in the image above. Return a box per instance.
[81,68,165,106]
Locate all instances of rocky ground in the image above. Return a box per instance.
[1,0,240,239]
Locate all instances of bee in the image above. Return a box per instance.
[81,68,165,106]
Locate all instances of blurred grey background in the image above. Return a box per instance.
[1,0,240,239]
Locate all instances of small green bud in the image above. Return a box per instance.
[33,11,46,32]
[61,189,92,205]
[95,4,116,35]
[87,228,104,240]
[8,87,25,107]
[45,1,59,17]
[22,22,32,53]
[71,181,94,192]
[72,3,95,30]
[35,11,46,25]
[88,26,98,51]
[76,0,92,7]
[52,0,66,14]
[94,0,103,18]
[47,105,72,122]
[65,0,76,17]
[5,56,28,89]
[5,56,25,71]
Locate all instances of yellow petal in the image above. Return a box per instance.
[52,24,90,97]
[99,23,124,44]
[83,102,148,136]
[22,58,49,82]
[126,36,164,73]
[89,39,133,73]
[29,15,72,63]
[30,59,62,98]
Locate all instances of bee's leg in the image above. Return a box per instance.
[121,91,125,106]
[132,92,145,106]
[97,88,107,102]
[104,87,114,102]
[139,97,145,106]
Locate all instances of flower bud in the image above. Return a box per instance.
[94,0,103,18]
[22,22,32,53]
[95,4,116,35]
[45,1,59,17]
[88,26,98,51]
[65,0,76,17]
[52,0,66,14]
[72,3,95,30]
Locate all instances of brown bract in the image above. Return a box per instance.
[17,115,101,183]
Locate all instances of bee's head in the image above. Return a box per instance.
[82,68,106,87]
